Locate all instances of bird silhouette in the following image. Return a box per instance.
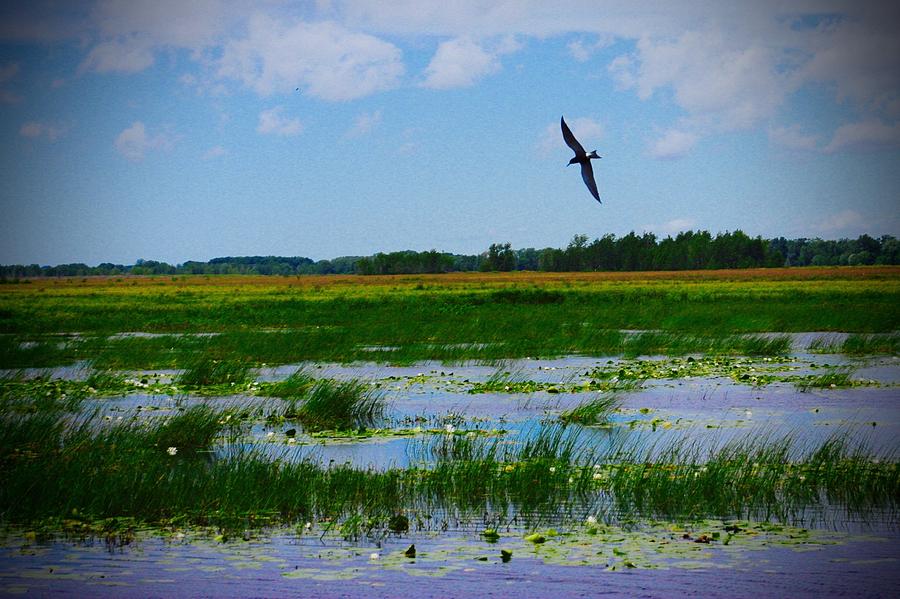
[561,116,601,203]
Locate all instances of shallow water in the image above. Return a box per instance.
[2,525,898,598]
[4,350,899,596]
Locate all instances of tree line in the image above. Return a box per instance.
[2,231,897,279]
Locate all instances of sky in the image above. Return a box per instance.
[1,1,899,266]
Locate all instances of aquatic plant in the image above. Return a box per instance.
[176,355,252,387]
[260,367,316,397]
[559,394,621,425]
[292,379,385,432]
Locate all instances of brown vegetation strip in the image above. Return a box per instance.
[3,266,899,292]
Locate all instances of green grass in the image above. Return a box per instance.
[794,369,872,391]
[176,355,252,387]
[284,379,386,432]
[259,367,316,397]
[1,407,896,535]
[559,394,622,425]
[1,274,897,368]
[809,334,900,356]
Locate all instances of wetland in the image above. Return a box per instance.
[1,269,898,596]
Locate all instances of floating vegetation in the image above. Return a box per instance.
[588,356,798,386]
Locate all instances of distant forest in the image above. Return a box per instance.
[2,231,898,279]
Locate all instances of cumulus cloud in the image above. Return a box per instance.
[567,35,612,62]
[219,15,403,100]
[77,0,243,74]
[768,125,819,151]
[257,106,303,136]
[114,121,176,161]
[19,121,68,141]
[613,29,788,136]
[648,129,697,160]
[346,110,382,137]
[422,36,520,89]
[422,37,498,89]
[824,120,900,153]
[78,35,155,74]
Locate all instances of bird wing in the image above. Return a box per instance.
[580,160,601,203]
[561,116,586,156]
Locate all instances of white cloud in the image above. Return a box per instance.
[347,110,382,137]
[203,145,227,159]
[19,121,67,141]
[422,36,520,89]
[567,35,612,62]
[257,106,303,136]
[648,129,697,160]
[78,35,155,74]
[614,29,788,136]
[824,120,900,153]
[114,121,176,161]
[219,15,404,100]
[768,125,819,151]
[539,117,603,155]
[644,217,697,235]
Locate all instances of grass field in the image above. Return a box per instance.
[1,267,898,368]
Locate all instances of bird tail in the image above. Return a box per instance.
[588,150,600,159]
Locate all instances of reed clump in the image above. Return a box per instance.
[559,394,621,425]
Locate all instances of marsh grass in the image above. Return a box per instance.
[559,394,622,425]
[177,355,252,387]
[840,334,899,355]
[622,333,791,358]
[289,379,385,432]
[599,433,898,522]
[259,367,316,397]
[795,369,864,391]
[1,406,897,535]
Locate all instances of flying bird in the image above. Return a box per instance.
[561,116,601,203]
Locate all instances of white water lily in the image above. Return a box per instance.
[549,466,557,473]
[586,515,597,525]
[445,424,456,434]
[592,472,603,480]
[167,447,177,456]
[304,522,312,530]
[266,431,275,438]
[369,552,379,560]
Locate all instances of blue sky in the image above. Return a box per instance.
[1,1,899,266]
